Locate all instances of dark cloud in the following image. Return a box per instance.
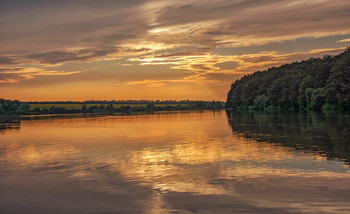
[0,68,24,83]
[2,0,349,59]
[242,55,281,64]
[215,61,238,70]
[205,73,241,82]
[0,56,16,65]
[0,73,20,83]
[155,47,211,58]
[0,0,148,13]
[154,0,276,27]
[0,68,27,83]
[214,34,350,55]
[0,0,151,55]
[25,47,118,64]
[191,64,211,71]
[0,68,23,73]
[153,0,350,44]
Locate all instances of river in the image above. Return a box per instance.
[0,110,349,213]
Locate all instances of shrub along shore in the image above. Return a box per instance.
[0,99,224,117]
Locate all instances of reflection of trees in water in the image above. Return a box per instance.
[226,111,350,164]
[0,117,20,132]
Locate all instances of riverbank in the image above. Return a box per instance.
[0,99,225,118]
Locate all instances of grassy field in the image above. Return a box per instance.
[29,103,187,110]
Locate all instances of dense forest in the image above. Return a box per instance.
[0,99,224,116]
[226,48,350,111]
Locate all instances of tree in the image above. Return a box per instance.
[226,48,350,111]
[82,104,87,112]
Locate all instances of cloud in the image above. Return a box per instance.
[0,0,151,55]
[337,38,350,43]
[204,73,241,82]
[0,67,82,83]
[3,0,349,58]
[1,0,350,100]
[143,0,350,48]
[24,47,119,65]
[154,47,212,58]
[215,62,238,70]
[126,77,214,88]
[126,47,347,87]
[128,47,347,80]
[0,56,17,66]
[2,0,350,66]
[0,68,22,83]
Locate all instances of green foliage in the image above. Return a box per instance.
[15,101,224,115]
[82,104,87,112]
[227,48,350,111]
[0,104,5,114]
[253,94,268,110]
[1,99,224,116]
[0,99,23,115]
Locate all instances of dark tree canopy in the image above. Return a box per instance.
[226,48,350,111]
[0,99,30,115]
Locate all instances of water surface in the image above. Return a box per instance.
[0,111,349,214]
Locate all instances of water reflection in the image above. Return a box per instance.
[0,111,350,213]
[226,111,350,164]
[0,117,20,133]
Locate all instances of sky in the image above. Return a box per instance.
[1,0,350,101]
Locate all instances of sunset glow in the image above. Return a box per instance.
[1,0,350,101]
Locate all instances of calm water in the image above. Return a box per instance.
[0,110,350,214]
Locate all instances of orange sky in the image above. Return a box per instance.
[1,0,350,101]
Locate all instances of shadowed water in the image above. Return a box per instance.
[0,110,349,214]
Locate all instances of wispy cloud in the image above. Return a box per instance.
[126,47,347,88]
[24,47,119,65]
[0,67,82,83]
[0,0,349,100]
[336,38,350,43]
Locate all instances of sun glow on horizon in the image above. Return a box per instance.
[1,0,350,101]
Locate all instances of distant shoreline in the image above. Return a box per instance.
[0,99,225,118]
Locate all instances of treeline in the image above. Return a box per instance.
[30,102,224,114]
[226,48,350,111]
[27,100,210,105]
[0,99,30,115]
[0,99,224,116]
